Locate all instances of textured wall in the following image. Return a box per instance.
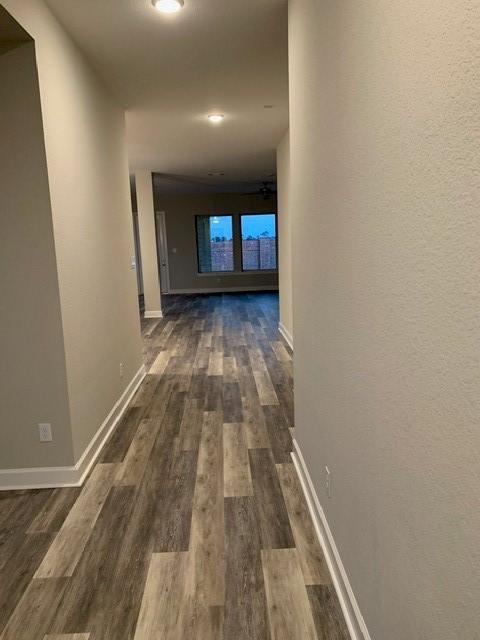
[288,1,480,638]
[276,130,293,340]
[0,42,73,468]
[4,0,143,463]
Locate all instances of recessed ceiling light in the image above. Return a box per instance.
[208,114,224,123]
[152,0,184,14]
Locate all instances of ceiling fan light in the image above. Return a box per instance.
[152,0,184,14]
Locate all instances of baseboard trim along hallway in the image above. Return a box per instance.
[144,310,163,318]
[167,285,279,294]
[0,293,353,637]
[278,322,293,350]
[292,439,372,640]
[0,364,146,491]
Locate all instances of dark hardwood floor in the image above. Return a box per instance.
[0,292,349,639]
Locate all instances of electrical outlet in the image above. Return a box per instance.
[325,466,332,498]
[130,256,136,270]
[119,363,124,379]
[38,423,52,442]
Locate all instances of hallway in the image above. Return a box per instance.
[2,0,479,636]
[0,293,348,639]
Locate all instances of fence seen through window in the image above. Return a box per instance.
[195,213,277,273]
[196,215,234,273]
[241,213,277,271]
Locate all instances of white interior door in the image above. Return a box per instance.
[155,211,170,294]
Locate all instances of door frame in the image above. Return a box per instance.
[132,212,144,296]
[155,211,171,294]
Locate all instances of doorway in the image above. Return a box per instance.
[155,211,171,294]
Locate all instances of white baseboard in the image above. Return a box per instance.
[165,285,279,294]
[144,310,163,318]
[278,321,293,350]
[291,439,371,640]
[0,364,146,491]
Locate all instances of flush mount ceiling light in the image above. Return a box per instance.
[152,0,184,14]
[207,114,224,123]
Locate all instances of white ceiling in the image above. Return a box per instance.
[45,0,289,192]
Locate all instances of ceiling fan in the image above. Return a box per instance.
[244,180,277,200]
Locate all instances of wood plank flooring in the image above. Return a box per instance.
[0,292,349,640]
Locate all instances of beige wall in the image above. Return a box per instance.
[288,1,480,638]
[135,170,162,314]
[276,130,293,341]
[3,0,143,463]
[0,41,73,469]
[153,192,279,292]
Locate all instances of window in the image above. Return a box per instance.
[196,215,234,273]
[241,213,277,271]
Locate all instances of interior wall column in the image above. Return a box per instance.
[135,169,162,317]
